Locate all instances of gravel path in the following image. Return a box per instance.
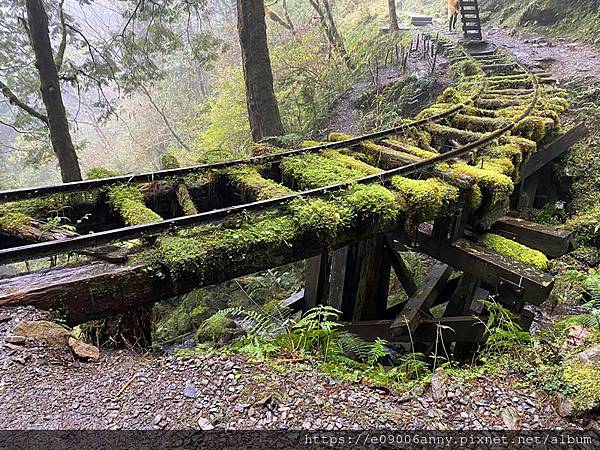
[486,27,600,84]
[0,306,587,431]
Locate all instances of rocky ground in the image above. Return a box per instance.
[0,306,593,431]
[486,27,600,85]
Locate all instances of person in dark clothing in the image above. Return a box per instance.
[449,0,459,32]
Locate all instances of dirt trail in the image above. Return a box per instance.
[486,27,600,84]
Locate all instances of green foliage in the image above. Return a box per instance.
[478,233,549,270]
[196,316,238,344]
[563,363,600,410]
[566,206,600,247]
[479,299,532,358]
[194,68,252,161]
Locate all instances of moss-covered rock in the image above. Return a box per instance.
[563,362,600,412]
[478,233,549,270]
[195,316,238,344]
[566,206,600,246]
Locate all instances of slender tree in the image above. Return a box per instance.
[236,0,284,142]
[388,0,400,32]
[25,0,81,182]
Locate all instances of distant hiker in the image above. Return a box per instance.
[449,0,459,32]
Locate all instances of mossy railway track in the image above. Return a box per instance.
[0,35,584,346]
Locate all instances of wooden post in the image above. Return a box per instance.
[304,251,330,310]
[352,237,391,321]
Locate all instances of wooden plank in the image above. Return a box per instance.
[389,263,454,334]
[344,316,486,343]
[444,274,480,316]
[418,229,554,305]
[283,289,305,312]
[516,171,540,212]
[521,123,589,179]
[492,216,573,258]
[385,239,417,298]
[353,237,391,321]
[327,245,359,320]
[304,252,330,310]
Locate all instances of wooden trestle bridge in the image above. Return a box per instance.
[0,34,588,350]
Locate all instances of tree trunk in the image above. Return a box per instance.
[236,0,284,142]
[26,0,82,182]
[309,0,353,70]
[388,0,400,31]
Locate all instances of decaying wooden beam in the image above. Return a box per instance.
[492,216,573,258]
[417,228,554,305]
[345,316,485,343]
[304,251,330,309]
[389,263,454,334]
[353,237,391,321]
[327,245,359,320]
[386,238,418,298]
[520,123,589,179]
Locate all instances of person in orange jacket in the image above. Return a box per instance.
[449,0,459,32]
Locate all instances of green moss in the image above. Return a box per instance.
[451,163,514,199]
[156,213,297,280]
[280,153,366,189]
[478,233,549,270]
[563,363,600,411]
[513,116,556,142]
[86,167,119,180]
[466,184,483,211]
[322,149,383,175]
[438,87,469,104]
[343,184,401,228]
[566,206,600,246]
[288,197,350,241]
[390,176,459,224]
[176,183,198,215]
[226,166,294,201]
[300,140,324,148]
[107,185,162,225]
[250,143,280,157]
[160,153,180,170]
[450,59,484,79]
[477,157,515,177]
[0,212,32,230]
[382,139,438,159]
[452,114,511,133]
[195,316,238,343]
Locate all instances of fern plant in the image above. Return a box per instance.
[479,299,531,357]
[568,274,600,331]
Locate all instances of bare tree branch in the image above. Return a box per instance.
[0,80,48,124]
[55,0,68,72]
[140,84,191,152]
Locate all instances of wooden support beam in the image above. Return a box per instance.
[327,245,359,320]
[417,229,554,305]
[345,316,485,343]
[520,123,589,179]
[353,238,391,321]
[444,274,480,316]
[389,263,453,332]
[516,171,540,213]
[493,216,573,258]
[283,289,305,312]
[304,252,330,310]
[385,238,417,298]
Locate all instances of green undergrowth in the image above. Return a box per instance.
[478,233,550,271]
